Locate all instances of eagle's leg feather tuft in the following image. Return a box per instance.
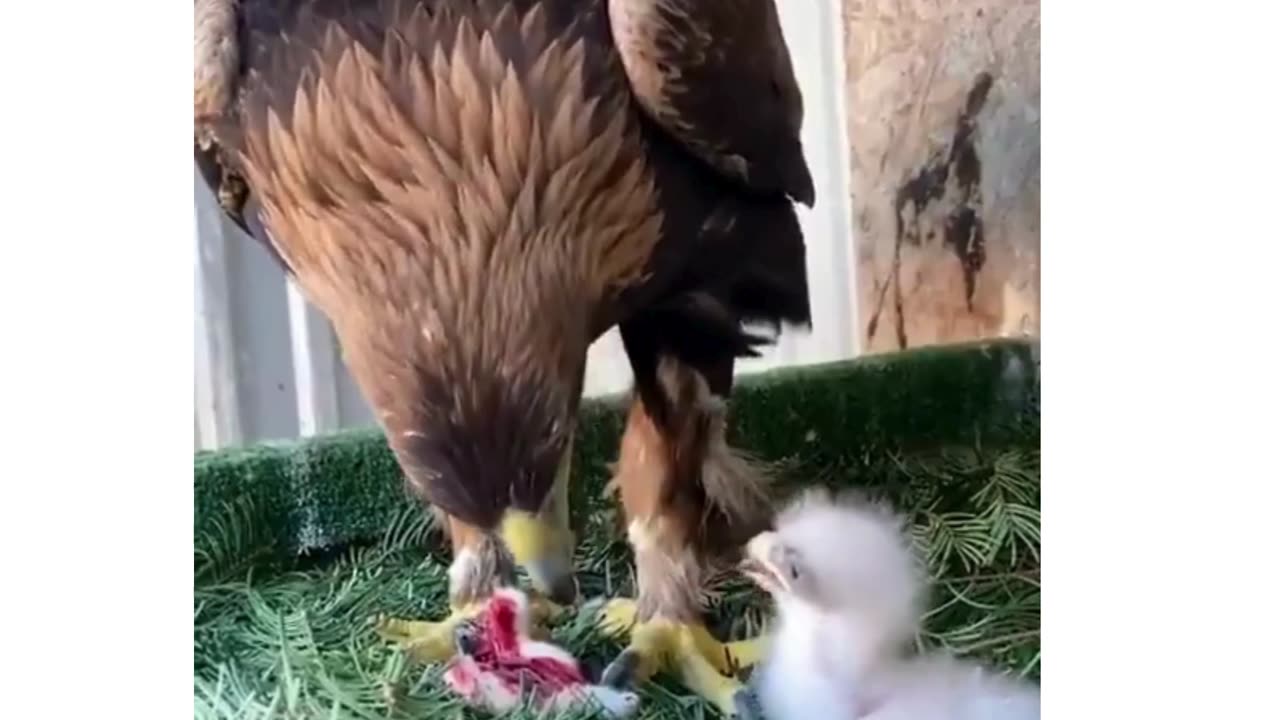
[599,350,774,717]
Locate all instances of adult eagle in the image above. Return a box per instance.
[195,0,813,712]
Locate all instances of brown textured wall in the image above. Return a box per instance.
[842,0,1040,352]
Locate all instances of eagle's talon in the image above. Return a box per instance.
[601,614,754,717]
[452,619,481,657]
[595,597,640,639]
[715,637,768,674]
[600,648,642,689]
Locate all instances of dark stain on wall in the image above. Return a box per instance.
[945,74,992,309]
[867,72,994,348]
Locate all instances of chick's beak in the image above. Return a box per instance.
[740,531,786,593]
[500,510,578,605]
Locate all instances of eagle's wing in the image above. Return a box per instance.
[607,0,815,206]
[195,0,294,273]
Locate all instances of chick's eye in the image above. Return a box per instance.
[789,566,800,580]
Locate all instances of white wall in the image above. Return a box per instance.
[194,1,857,450]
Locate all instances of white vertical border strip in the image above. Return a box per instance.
[822,0,862,358]
[193,172,243,449]
[286,281,342,437]
[793,0,857,362]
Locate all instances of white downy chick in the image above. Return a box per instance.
[857,654,1040,720]
[741,488,1039,720]
[741,488,923,719]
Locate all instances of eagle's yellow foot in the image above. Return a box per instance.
[374,605,485,664]
[525,592,572,627]
[720,637,768,671]
[596,599,767,718]
[375,594,567,663]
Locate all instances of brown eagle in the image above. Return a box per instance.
[195,0,813,712]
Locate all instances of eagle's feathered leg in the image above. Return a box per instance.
[597,329,774,717]
[375,513,567,663]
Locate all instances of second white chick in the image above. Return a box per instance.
[740,489,1039,720]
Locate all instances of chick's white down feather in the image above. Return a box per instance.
[749,490,1039,720]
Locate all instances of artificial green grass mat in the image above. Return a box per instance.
[195,340,1039,564]
[195,340,1040,719]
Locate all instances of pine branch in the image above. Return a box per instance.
[195,427,1042,716]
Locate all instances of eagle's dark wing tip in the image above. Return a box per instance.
[792,182,816,208]
[783,151,817,208]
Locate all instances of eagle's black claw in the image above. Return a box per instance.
[600,649,640,689]
[452,619,480,657]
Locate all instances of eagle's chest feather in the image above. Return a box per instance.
[238,5,665,332]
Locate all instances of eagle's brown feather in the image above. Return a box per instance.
[608,0,814,205]
[194,0,239,138]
